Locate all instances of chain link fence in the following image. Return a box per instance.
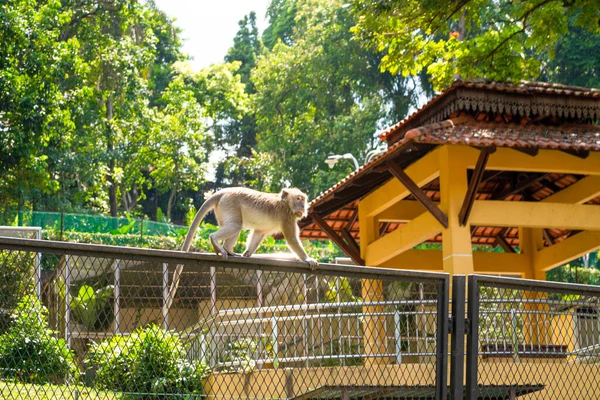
[0,236,449,400]
[466,275,600,399]
[2,211,187,238]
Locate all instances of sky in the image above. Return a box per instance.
[153,0,271,71]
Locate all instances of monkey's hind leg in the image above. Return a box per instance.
[242,230,266,258]
[209,224,242,259]
[222,232,241,257]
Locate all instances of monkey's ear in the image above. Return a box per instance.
[280,189,290,199]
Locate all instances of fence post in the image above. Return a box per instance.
[466,275,480,400]
[162,263,169,330]
[450,275,466,400]
[436,276,449,400]
[114,259,120,334]
[64,255,71,349]
[394,309,402,364]
[271,316,279,369]
[35,229,42,300]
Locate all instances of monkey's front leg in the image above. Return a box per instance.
[282,226,319,270]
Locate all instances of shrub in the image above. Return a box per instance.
[0,296,79,384]
[0,251,35,310]
[87,324,207,399]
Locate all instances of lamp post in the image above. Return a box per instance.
[325,153,360,170]
[325,150,381,170]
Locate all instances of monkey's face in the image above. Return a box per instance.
[281,188,308,218]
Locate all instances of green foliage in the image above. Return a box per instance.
[251,0,414,196]
[325,277,360,302]
[0,296,79,385]
[87,324,207,399]
[350,0,600,90]
[0,251,35,311]
[220,338,275,372]
[70,284,115,331]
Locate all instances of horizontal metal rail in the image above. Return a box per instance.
[0,236,449,282]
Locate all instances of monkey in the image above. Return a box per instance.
[182,187,318,269]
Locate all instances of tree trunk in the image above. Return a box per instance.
[166,183,177,221]
[105,96,118,219]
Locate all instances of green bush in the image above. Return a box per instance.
[87,324,207,399]
[0,296,79,384]
[0,251,35,310]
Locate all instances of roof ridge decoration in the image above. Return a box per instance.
[380,80,600,143]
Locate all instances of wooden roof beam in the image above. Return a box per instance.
[560,148,590,159]
[491,173,551,200]
[386,161,448,228]
[459,147,495,226]
[309,213,364,266]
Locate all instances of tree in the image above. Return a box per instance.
[139,76,208,220]
[540,15,600,88]
[350,0,600,90]
[263,0,299,49]
[0,0,78,216]
[250,0,417,197]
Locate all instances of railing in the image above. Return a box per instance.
[185,299,439,370]
[464,274,600,400]
[0,236,449,400]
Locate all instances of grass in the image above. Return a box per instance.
[0,380,121,399]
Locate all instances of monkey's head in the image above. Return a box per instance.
[280,188,309,219]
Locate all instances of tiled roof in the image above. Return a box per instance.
[406,120,600,151]
[379,80,600,142]
[307,118,600,212]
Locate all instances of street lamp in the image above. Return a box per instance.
[325,153,360,170]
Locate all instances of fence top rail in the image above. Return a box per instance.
[0,236,449,282]
[0,226,42,232]
[469,274,600,297]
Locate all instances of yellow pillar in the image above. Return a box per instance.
[520,228,549,346]
[439,146,475,275]
[358,201,386,365]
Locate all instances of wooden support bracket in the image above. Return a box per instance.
[385,161,448,229]
[310,213,365,266]
[459,147,495,226]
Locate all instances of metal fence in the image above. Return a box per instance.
[464,275,600,400]
[0,236,449,400]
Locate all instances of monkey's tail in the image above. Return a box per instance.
[181,192,223,251]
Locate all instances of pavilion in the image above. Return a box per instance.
[300,80,600,279]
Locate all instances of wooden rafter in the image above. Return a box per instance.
[459,147,495,226]
[385,161,448,228]
[512,146,539,156]
[560,148,590,159]
[345,209,359,232]
[542,229,554,246]
[379,221,390,236]
[491,173,550,200]
[310,213,364,266]
[494,227,516,253]
[339,229,361,261]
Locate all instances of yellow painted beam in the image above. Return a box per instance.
[377,200,438,222]
[541,175,600,204]
[449,145,600,175]
[473,252,530,276]
[378,248,529,275]
[534,231,600,271]
[470,201,600,230]
[379,249,442,270]
[360,147,441,218]
[365,211,443,266]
